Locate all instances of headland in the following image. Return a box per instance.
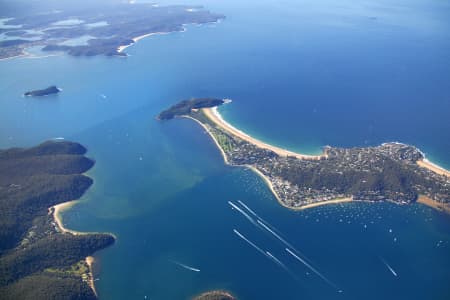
[0,140,115,299]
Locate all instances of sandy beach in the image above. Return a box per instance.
[417,195,450,214]
[53,200,81,235]
[417,159,450,177]
[246,165,283,203]
[117,31,169,53]
[85,256,97,296]
[203,107,324,160]
[53,200,115,294]
[187,107,355,211]
[294,197,354,210]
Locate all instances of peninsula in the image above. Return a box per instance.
[159,99,450,212]
[0,3,224,59]
[0,140,115,300]
[24,85,61,97]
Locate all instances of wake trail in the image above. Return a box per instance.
[169,260,200,272]
[234,229,298,280]
[237,200,258,217]
[228,201,257,225]
[233,229,267,257]
[266,250,300,280]
[380,257,398,277]
[286,248,341,292]
[237,201,312,264]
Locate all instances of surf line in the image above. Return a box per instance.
[170,260,200,272]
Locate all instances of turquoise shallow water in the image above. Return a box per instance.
[0,0,449,299]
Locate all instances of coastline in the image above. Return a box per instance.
[52,198,115,295]
[203,107,324,160]
[0,49,63,62]
[52,200,117,238]
[417,195,450,214]
[183,115,229,164]
[186,105,449,213]
[294,197,354,210]
[0,53,27,61]
[85,256,97,296]
[53,200,83,235]
[117,31,169,53]
[249,165,354,210]
[184,110,355,211]
[116,18,221,55]
[206,106,450,179]
[417,159,450,177]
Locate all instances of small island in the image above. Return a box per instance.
[159,99,450,213]
[24,85,61,97]
[0,140,115,300]
[193,290,236,300]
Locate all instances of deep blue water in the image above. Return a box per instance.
[0,0,449,299]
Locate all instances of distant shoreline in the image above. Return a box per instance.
[117,18,220,55]
[117,31,169,54]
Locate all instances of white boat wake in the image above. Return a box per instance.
[286,248,340,291]
[238,200,312,263]
[232,200,342,291]
[237,200,258,217]
[380,257,398,277]
[233,229,267,257]
[170,260,200,272]
[234,229,297,279]
[228,201,257,225]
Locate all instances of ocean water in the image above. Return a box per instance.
[0,0,449,299]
